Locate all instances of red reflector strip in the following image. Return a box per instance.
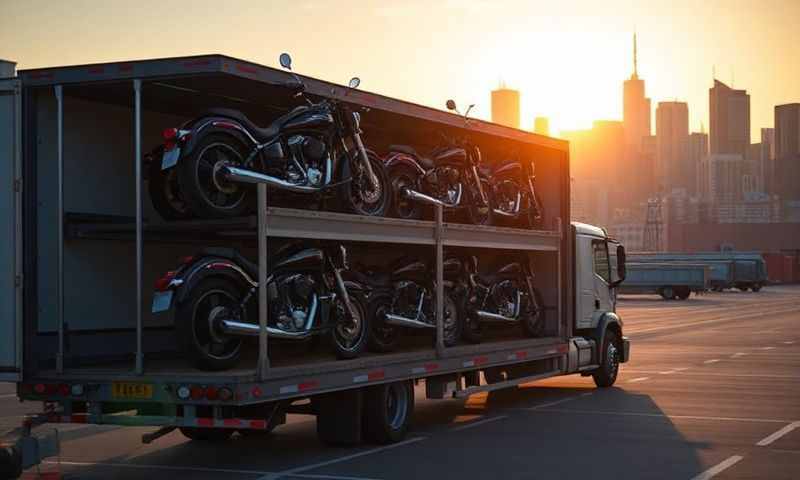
[463,355,489,368]
[183,59,212,68]
[508,351,528,361]
[353,370,385,383]
[557,344,569,354]
[223,418,241,427]
[118,64,133,72]
[236,64,258,75]
[249,420,267,429]
[87,67,104,74]
[411,363,439,375]
[196,418,214,427]
[298,381,318,392]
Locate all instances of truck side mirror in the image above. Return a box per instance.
[616,245,626,283]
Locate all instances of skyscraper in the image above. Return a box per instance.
[623,34,651,154]
[622,34,651,205]
[709,79,750,156]
[656,101,689,193]
[774,103,800,200]
[688,132,709,196]
[534,117,550,136]
[760,128,775,193]
[491,86,520,129]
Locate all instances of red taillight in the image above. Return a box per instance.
[33,384,46,395]
[205,386,218,401]
[45,384,58,395]
[154,271,177,291]
[162,128,178,140]
[58,384,70,396]
[190,386,205,400]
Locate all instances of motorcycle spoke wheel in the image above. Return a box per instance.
[468,177,493,226]
[187,285,243,368]
[331,295,369,359]
[368,296,400,352]
[345,154,390,217]
[441,291,462,347]
[389,166,422,220]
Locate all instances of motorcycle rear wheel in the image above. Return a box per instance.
[178,134,252,219]
[466,177,493,226]
[387,165,422,220]
[342,152,390,217]
[175,277,245,371]
[148,146,192,220]
[367,294,401,353]
[521,287,545,337]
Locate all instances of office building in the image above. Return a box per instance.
[709,80,750,156]
[491,86,520,129]
[656,101,689,193]
[534,117,550,136]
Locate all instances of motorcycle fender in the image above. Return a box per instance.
[181,118,254,158]
[385,153,425,176]
[493,162,523,179]
[174,257,256,305]
[593,312,624,362]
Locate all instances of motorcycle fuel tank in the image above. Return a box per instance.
[282,110,335,135]
[272,248,325,274]
[392,260,428,279]
[433,147,467,166]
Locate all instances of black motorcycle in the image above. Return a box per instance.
[152,243,369,370]
[384,100,492,226]
[151,53,389,220]
[459,255,544,343]
[487,154,544,229]
[347,257,463,352]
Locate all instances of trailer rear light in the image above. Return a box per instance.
[218,387,233,401]
[205,386,218,401]
[190,386,205,400]
[154,271,177,291]
[45,384,58,395]
[58,384,70,396]
[34,384,46,395]
[176,386,191,400]
[162,128,178,140]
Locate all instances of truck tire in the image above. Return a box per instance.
[676,287,691,300]
[660,286,675,300]
[179,427,234,441]
[0,445,22,480]
[363,381,414,444]
[592,329,621,388]
[752,284,762,292]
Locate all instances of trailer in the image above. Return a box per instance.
[628,252,767,292]
[0,55,629,477]
[618,262,709,300]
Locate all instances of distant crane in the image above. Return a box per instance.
[643,198,663,252]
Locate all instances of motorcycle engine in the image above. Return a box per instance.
[274,274,317,331]
[287,135,328,186]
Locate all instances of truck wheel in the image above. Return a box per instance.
[367,294,401,352]
[175,277,245,371]
[677,287,691,300]
[483,367,506,384]
[363,381,414,444]
[0,445,22,480]
[593,329,621,388]
[752,284,762,292]
[179,427,234,441]
[660,286,674,300]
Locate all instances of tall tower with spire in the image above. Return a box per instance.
[623,33,652,202]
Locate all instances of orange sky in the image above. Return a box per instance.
[1,0,798,141]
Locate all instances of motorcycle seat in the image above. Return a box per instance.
[497,262,522,275]
[208,107,309,143]
[490,160,523,177]
[390,144,437,170]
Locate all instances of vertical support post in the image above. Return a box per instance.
[256,183,270,380]
[557,245,562,339]
[55,85,64,374]
[133,79,144,374]
[435,204,444,357]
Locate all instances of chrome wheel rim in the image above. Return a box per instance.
[191,289,242,361]
[196,142,247,210]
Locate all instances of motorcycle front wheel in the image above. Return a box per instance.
[175,277,246,371]
[367,293,401,353]
[466,177,493,226]
[342,152,390,217]
[330,291,370,359]
[521,287,545,337]
[526,190,545,230]
[178,134,252,219]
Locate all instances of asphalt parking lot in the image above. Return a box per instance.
[3,285,799,479]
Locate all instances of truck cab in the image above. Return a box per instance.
[568,222,630,386]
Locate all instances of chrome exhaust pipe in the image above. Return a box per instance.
[402,183,462,208]
[384,313,435,329]
[223,166,321,193]
[475,310,518,323]
[219,294,318,340]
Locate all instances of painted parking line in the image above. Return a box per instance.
[450,415,508,432]
[759,346,776,351]
[528,409,791,424]
[527,392,592,411]
[703,359,720,364]
[258,437,427,480]
[730,352,747,358]
[785,341,796,345]
[659,370,677,375]
[620,370,800,380]
[756,421,800,447]
[689,455,744,480]
[627,377,650,383]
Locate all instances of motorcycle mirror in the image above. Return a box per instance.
[464,104,475,119]
[348,77,361,89]
[446,99,457,111]
[279,53,292,70]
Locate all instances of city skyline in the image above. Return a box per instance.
[1,0,798,142]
